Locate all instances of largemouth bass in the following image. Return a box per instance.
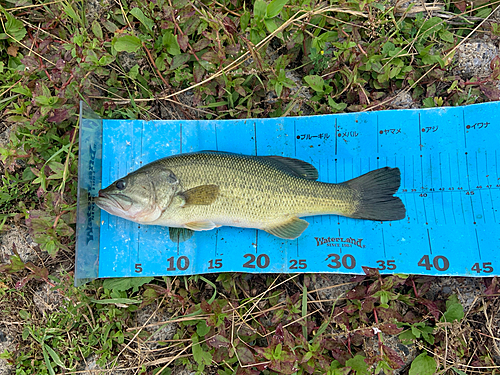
[95,151,406,242]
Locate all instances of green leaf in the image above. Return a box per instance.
[254,0,267,19]
[163,31,181,55]
[102,277,154,293]
[439,29,454,43]
[304,75,324,92]
[2,12,27,42]
[91,20,103,40]
[91,298,141,304]
[409,353,436,375]
[192,334,212,368]
[382,41,395,54]
[475,7,492,18]
[328,98,347,113]
[98,54,115,66]
[422,97,436,108]
[196,320,210,337]
[264,18,277,33]
[130,8,154,32]
[420,17,442,33]
[266,0,288,18]
[42,346,56,375]
[44,344,68,369]
[398,329,416,344]
[240,11,251,31]
[441,295,464,323]
[170,53,190,70]
[113,35,142,53]
[346,355,369,375]
[62,2,82,25]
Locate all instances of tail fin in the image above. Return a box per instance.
[343,167,406,221]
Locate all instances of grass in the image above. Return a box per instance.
[1,0,500,373]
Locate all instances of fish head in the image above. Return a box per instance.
[95,164,180,223]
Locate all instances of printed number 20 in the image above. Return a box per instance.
[243,254,270,269]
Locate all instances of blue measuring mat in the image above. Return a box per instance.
[75,101,500,286]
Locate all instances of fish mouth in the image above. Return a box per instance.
[95,190,133,211]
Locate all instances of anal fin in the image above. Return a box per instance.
[264,217,309,239]
[184,220,217,231]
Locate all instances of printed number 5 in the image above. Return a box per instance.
[376,260,396,270]
[135,263,143,273]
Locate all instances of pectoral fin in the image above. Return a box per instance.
[184,220,217,231]
[178,185,219,206]
[169,227,194,243]
[264,217,309,239]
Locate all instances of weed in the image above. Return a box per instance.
[0,0,498,373]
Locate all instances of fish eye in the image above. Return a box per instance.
[115,179,126,190]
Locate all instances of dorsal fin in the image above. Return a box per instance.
[198,151,319,180]
[260,156,318,180]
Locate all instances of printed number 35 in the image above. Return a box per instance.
[377,260,396,270]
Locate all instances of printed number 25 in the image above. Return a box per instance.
[376,260,396,270]
[289,259,307,270]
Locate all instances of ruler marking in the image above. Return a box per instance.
[465,152,470,190]
[215,122,218,150]
[419,113,422,152]
[496,150,499,184]
[420,154,424,190]
[412,155,419,224]
[294,120,297,157]
[338,228,342,253]
[427,228,432,255]
[180,123,183,153]
[327,158,329,182]
[334,118,337,155]
[137,228,141,262]
[439,152,443,186]
[439,153,446,224]
[381,228,386,258]
[465,152,477,224]
[429,154,437,224]
[475,228,482,260]
[477,152,486,224]
[176,232,180,256]
[457,153,466,224]
[469,195,476,225]
[140,122,144,164]
[419,155,428,224]
[296,237,299,258]
[376,115,379,153]
[255,230,258,254]
[486,151,497,223]
[479,189,486,224]
[336,158,340,224]
[463,109,467,148]
[422,196,429,225]
[254,122,257,155]
[476,150,480,186]
[215,230,219,258]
